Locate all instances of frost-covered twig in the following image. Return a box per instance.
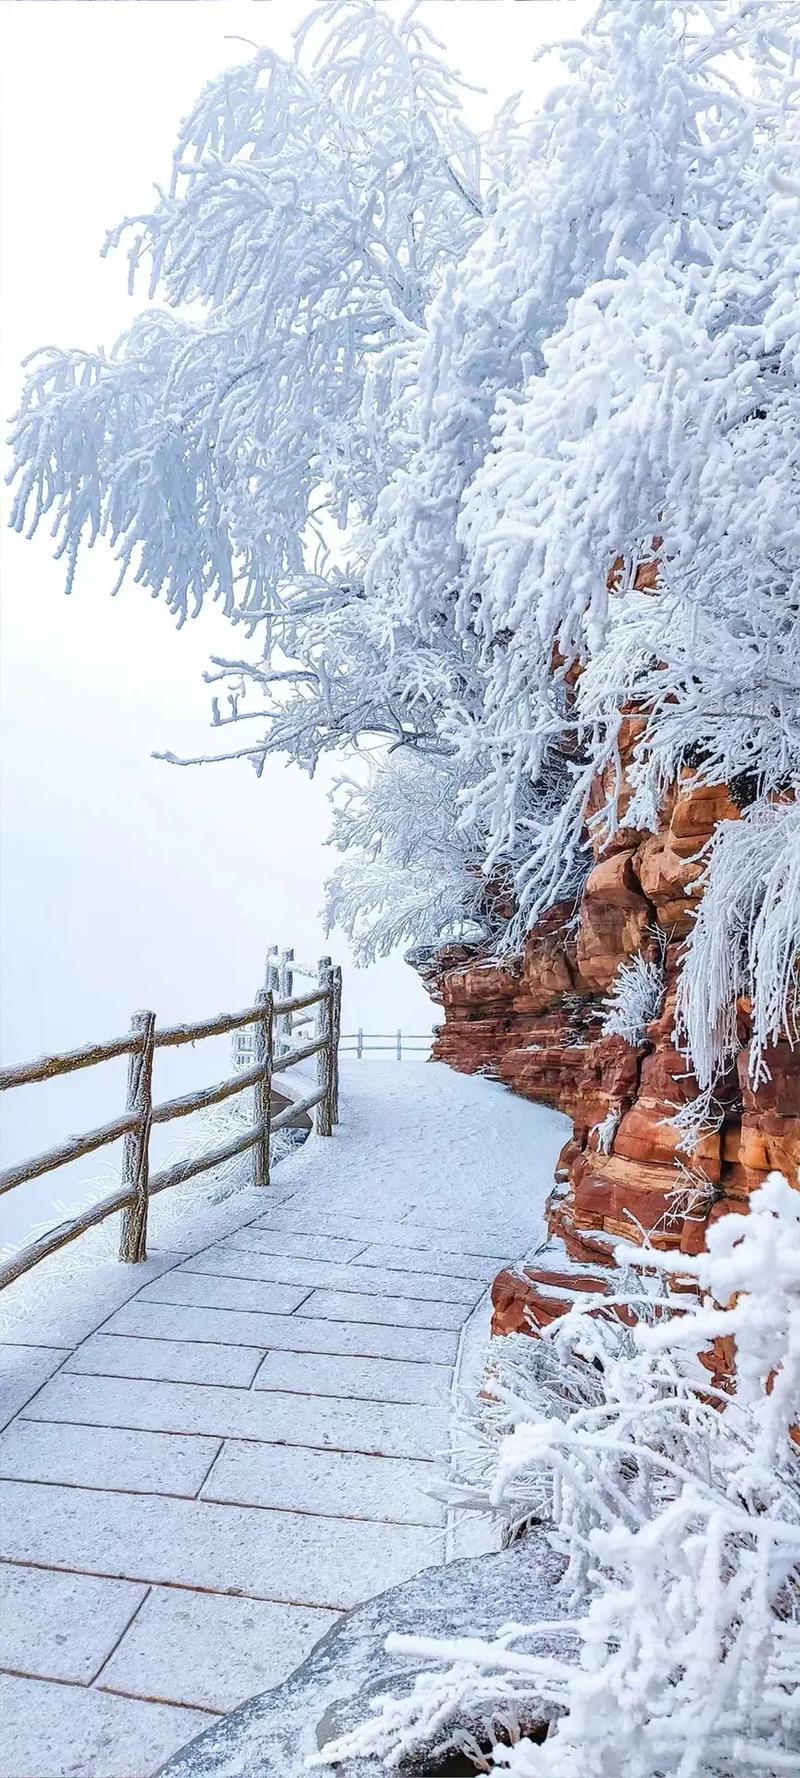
[601,949,664,1047]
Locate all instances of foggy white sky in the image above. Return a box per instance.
[0,1,592,1233]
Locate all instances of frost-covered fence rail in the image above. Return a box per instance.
[0,957,342,1293]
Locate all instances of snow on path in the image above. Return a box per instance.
[0,1062,568,1778]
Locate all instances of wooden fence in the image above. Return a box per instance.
[0,953,343,1294]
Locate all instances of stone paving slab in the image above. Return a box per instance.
[252,1348,449,1405]
[357,1243,507,1281]
[222,1229,367,1263]
[252,1210,524,1260]
[0,1478,441,1610]
[251,1212,420,1246]
[393,1222,530,1258]
[98,1586,339,1714]
[105,1298,460,1364]
[0,1341,69,1429]
[65,1331,266,1387]
[201,1438,444,1527]
[379,1223,527,1260]
[147,1189,295,1256]
[0,1562,146,1684]
[0,1671,210,1778]
[186,1246,480,1305]
[0,1416,220,1496]
[23,1371,448,1460]
[139,1271,313,1316]
[296,1288,468,1331]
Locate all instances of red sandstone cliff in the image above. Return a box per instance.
[415,761,799,1339]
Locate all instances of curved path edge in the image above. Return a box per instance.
[0,1062,568,1778]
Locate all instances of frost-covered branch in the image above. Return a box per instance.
[676,802,800,1090]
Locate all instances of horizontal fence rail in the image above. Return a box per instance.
[0,1032,143,1092]
[0,949,342,1294]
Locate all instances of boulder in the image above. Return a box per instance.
[492,1263,611,1335]
[157,1540,574,1778]
[575,849,653,991]
[634,831,703,934]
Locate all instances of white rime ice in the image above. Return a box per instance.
[8,0,800,1100]
[316,1175,800,1777]
[676,803,800,1092]
[601,949,665,1049]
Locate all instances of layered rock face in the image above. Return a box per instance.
[419,766,799,1338]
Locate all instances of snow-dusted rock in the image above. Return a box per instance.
[157,1538,573,1778]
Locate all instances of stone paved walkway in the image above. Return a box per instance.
[0,1063,567,1777]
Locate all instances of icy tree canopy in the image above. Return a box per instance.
[9,0,800,1091]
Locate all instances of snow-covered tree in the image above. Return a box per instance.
[324,753,494,963]
[9,0,800,1095]
[9,2,483,624]
[324,743,583,961]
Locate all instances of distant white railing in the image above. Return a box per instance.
[0,948,342,1292]
[235,1028,430,1065]
[340,1031,432,1060]
[232,946,320,1072]
[232,948,431,1067]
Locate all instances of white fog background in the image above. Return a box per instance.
[0,1,591,1245]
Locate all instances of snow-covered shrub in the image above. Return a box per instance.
[317,1175,800,1777]
[591,1104,621,1154]
[670,1088,728,1157]
[601,949,664,1047]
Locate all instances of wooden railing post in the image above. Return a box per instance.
[278,947,294,1056]
[397,1029,402,1061]
[265,945,280,997]
[357,1027,363,1060]
[315,957,334,1136]
[119,1010,156,1263]
[253,988,273,1186]
[330,964,342,1126]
